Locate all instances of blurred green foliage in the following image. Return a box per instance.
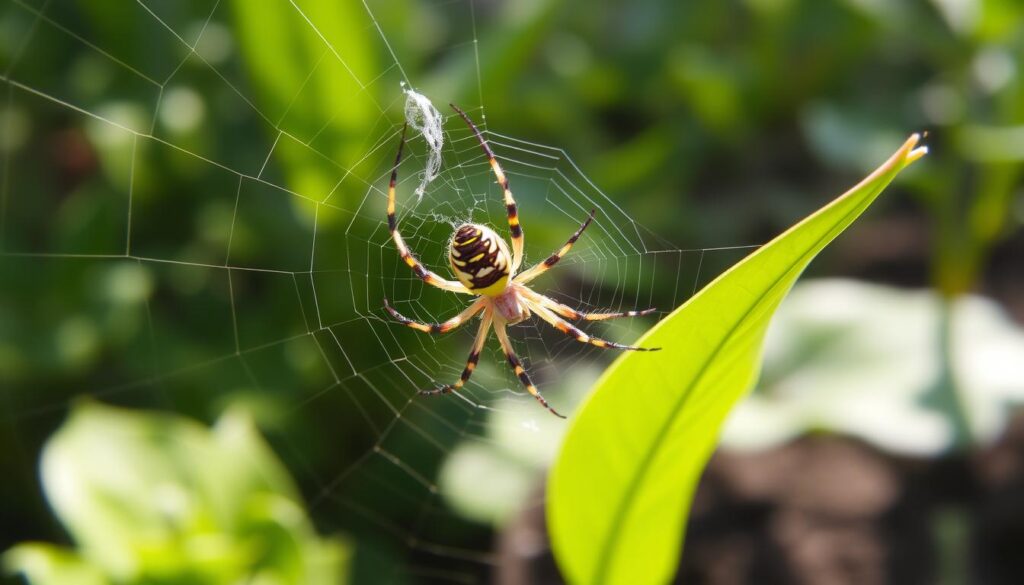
[4,402,349,585]
[1,0,1022,581]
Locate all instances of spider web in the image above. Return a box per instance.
[0,0,755,581]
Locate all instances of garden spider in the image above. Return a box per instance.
[383,104,658,417]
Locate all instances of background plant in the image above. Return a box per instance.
[5,402,349,585]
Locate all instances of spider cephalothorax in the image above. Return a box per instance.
[383,104,658,417]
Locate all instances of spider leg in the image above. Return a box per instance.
[420,309,493,396]
[450,104,525,274]
[493,322,565,418]
[387,125,472,294]
[524,298,660,351]
[521,288,656,321]
[383,297,485,334]
[514,209,595,285]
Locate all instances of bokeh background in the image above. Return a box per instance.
[1,0,1023,583]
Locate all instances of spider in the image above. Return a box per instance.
[383,104,658,418]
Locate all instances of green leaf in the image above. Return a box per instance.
[4,544,107,585]
[6,401,349,585]
[229,0,379,206]
[547,134,927,585]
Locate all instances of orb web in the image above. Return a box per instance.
[0,0,756,580]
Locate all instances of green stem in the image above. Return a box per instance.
[935,296,972,450]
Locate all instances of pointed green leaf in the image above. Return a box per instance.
[548,135,927,585]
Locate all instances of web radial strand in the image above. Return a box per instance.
[0,1,758,582]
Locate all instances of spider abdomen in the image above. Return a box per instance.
[449,223,511,297]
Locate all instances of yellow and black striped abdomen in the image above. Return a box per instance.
[449,223,511,297]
